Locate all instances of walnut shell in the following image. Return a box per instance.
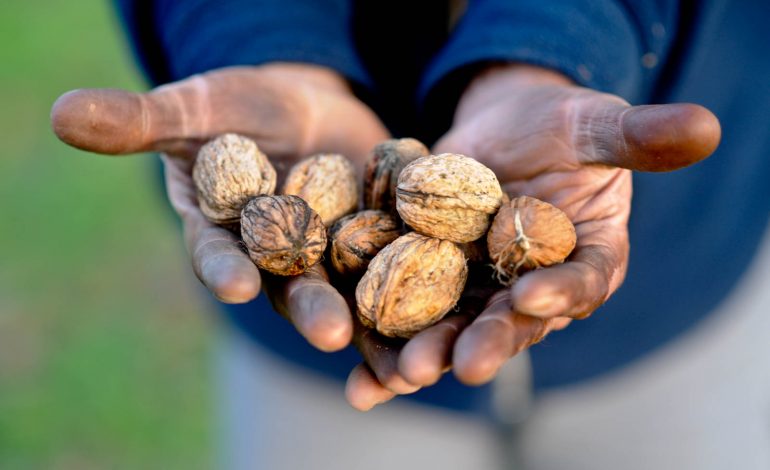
[193,134,277,224]
[356,232,468,338]
[328,210,400,276]
[241,195,327,276]
[281,153,358,226]
[396,153,503,243]
[487,196,577,285]
[364,138,429,213]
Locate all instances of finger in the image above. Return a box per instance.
[353,322,421,394]
[191,226,263,303]
[551,317,573,330]
[265,264,353,352]
[512,240,626,320]
[453,291,555,386]
[50,67,306,157]
[396,267,500,386]
[398,314,473,387]
[574,99,721,172]
[345,363,396,411]
[51,79,210,155]
[163,154,262,303]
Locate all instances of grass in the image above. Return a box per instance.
[0,1,214,468]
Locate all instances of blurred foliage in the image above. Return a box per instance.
[0,1,214,468]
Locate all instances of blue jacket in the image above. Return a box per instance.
[116,0,770,416]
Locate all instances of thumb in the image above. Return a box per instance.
[574,98,721,172]
[51,75,213,156]
[50,67,308,157]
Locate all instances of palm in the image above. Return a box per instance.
[442,86,638,320]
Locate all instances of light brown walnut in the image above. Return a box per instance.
[356,232,468,338]
[193,134,277,224]
[241,195,327,276]
[487,196,577,285]
[396,153,503,243]
[281,153,358,226]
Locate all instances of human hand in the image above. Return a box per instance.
[51,63,390,352]
[345,64,721,409]
[344,263,568,410]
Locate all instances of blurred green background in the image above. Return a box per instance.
[0,1,214,468]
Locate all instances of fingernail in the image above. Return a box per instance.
[386,377,421,395]
[353,393,394,412]
[519,293,568,317]
[375,395,395,407]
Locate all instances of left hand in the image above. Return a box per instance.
[345,64,721,410]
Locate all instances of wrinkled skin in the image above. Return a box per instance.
[51,63,720,411]
[343,65,720,410]
[51,64,389,353]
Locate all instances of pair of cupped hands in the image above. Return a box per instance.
[51,63,720,410]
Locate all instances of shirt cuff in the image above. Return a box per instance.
[143,0,372,88]
[420,0,645,121]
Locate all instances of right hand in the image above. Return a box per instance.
[51,63,390,352]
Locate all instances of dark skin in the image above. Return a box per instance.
[51,62,720,411]
[345,65,720,409]
[52,63,389,354]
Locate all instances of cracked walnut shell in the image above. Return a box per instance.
[396,153,503,243]
[282,153,358,226]
[355,232,468,338]
[193,134,277,224]
[241,195,327,276]
[364,138,429,213]
[328,210,400,276]
[487,196,576,284]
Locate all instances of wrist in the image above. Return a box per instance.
[454,63,573,123]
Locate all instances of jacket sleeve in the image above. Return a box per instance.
[420,0,681,113]
[114,0,371,88]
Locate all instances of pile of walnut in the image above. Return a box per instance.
[193,133,577,339]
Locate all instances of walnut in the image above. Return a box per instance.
[328,210,400,276]
[356,232,468,338]
[364,138,429,213]
[396,153,503,243]
[487,196,577,285]
[281,153,358,226]
[192,134,277,224]
[241,195,327,276]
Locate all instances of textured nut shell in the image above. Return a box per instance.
[329,210,400,276]
[487,196,576,283]
[364,138,429,213]
[356,232,468,338]
[396,153,503,243]
[241,195,327,276]
[282,153,358,226]
[193,134,277,224]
